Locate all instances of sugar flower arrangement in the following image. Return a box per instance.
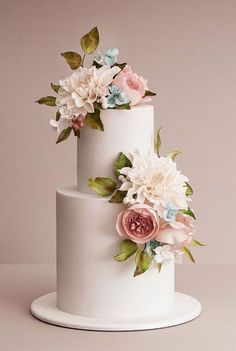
[88,130,204,277]
[36,27,156,143]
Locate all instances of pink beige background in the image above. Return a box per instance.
[0,0,235,264]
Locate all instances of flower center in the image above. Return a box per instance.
[127,78,140,90]
[126,211,154,237]
[146,171,167,192]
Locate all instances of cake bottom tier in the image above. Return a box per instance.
[56,186,175,319]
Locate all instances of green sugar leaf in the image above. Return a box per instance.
[134,250,152,277]
[154,127,161,156]
[166,150,182,160]
[113,62,127,70]
[88,177,117,196]
[73,128,80,138]
[61,51,82,70]
[114,152,132,178]
[182,247,195,263]
[114,103,131,110]
[85,109,104,131]
[157,263,162,272]
[51,83,60,93]
[56,127,72,144]
[144,90,156,96]
[114,240,138,262]
[36,96,56,106]
[179,208,196,220]
[80,27,99,54]
[184,182,193,196]
[191,239,205,247]
[109,190,127,203]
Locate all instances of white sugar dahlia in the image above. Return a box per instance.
[56,65,120,117]
[119,151,190,216]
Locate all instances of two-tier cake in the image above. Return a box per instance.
[31,27,202,330]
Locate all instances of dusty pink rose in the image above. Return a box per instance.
[116,204,159,244]
[156,213,195,249]
[71,115,85,130]
[112,65,151,106]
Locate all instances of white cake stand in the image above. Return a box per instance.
[31,292,201,331]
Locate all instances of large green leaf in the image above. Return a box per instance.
[184,182,193,196]
[85,109,104,131]
[88,177,117,196]
[182,247,195,263]
[114,240,138,262]
[114,152,132,178]
[179,208,196,220]
[56,127,72,144]
[134,250,152,277]
[166,150,182,160]
[154,127,161,156]
[51,83,60,93]
[191,239,205,247]
[61,51,82,70]
[80,27,99,54]
[36,96,56,106]
[109,190,127,203]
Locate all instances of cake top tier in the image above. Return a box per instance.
[77,104,154,193]
[36,26,156,145]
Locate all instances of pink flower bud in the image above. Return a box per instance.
[72,115,85,130]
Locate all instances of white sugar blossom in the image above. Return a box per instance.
[99,96,109,109]
[174,250,184,264]
[153,245,174,264]
[50,117,71,133]
[56,65,120,117]
[119,150,190,216]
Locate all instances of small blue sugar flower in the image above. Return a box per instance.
[109,85,121,95]
[94,48,119,67]
[106,94,116,108]
[104,48,119,66]
[116,91,130,105]
[163,203,177,223]
[107,85,130,108]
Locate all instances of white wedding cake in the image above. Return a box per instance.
[31,27,202,330]
[57,105,174,319]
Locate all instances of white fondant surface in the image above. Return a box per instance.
[56,186,174,319]
[31,291,202,331]
[77,105,154,193]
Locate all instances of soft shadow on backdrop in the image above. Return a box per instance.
[0,0,235,263]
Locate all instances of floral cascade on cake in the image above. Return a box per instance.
[88,129,204,277]
[36,26,204,278]
[36,27,156,143]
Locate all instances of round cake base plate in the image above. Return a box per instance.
[31,292,201,331]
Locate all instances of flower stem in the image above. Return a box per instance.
[81,54,85,67]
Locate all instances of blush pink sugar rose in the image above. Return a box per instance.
[116,204,159,244]
[112,65,151,106]
[156,213,195,249]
